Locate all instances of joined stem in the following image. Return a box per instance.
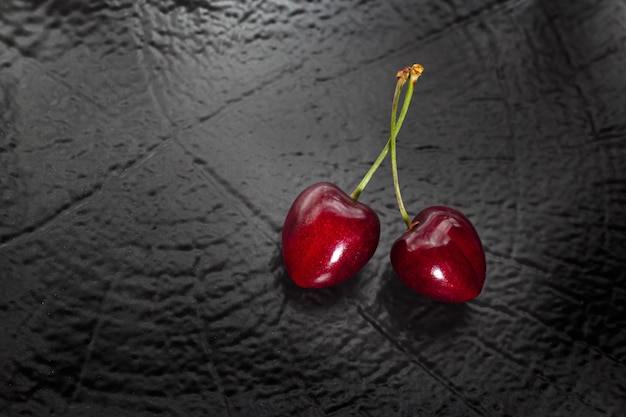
[391,64,423,228]
[350,64,423,229]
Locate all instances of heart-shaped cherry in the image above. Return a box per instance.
[282,182,380,288]
[390,206,486,303]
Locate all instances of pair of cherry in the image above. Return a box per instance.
[282,65,486,303]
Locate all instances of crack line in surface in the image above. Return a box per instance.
[475,296,626,370]
[1,11,182,249]
[190,253,235,416]
[479,14,525,266]
[485,250,626,368]
[542,4,600,139]
[173,139,280,240]
[68,274,117,405]
[186,0,527,122]
[355,305,490,417]
[270,293,288,328]
[0,139,173,250]
[354,283,621,413]
[465,303,612,414]
[0,182,102,248]
[132,1,177,129]
[307,0,530,86]
[199,316,234,416]
[444,14,596,364]
[129,0,291,245]
[477,13,619,380]
[542,2,618,280]
[195,62,305,125]
[22,56,110,115]
[421,0,530,40]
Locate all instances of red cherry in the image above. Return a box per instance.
[390,206,486,303]
[282,182,380,288]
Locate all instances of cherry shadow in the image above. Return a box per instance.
[376,266,471,337]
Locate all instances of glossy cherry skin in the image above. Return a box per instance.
[390,206,486,303]
[282,182,380,288]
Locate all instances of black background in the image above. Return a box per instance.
[1,0,625,416]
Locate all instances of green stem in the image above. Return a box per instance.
[390,65,423,228]
[350,78,405,200]
[350,64,424,231]
[390,72,418,228]
[349,142,389,201]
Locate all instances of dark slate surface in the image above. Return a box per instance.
[1,0,625,416]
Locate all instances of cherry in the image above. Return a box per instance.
[390,206,486,303]
[282,182,380,288]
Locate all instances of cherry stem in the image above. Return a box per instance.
[391,64,423,228]
[350,64,424,231]
[350,70,408,201]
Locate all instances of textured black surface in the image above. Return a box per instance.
[1,0,625,416]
